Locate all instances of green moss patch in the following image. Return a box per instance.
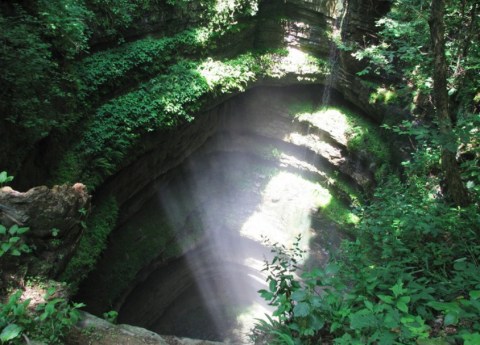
[60,196,119,290]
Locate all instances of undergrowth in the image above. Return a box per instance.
[0,286,84,345]
[0,198,83,345]
[253,154,480,344]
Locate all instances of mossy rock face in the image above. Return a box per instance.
[60,196,118,290]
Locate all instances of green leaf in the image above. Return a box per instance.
[1,243,11,252]
[378,294,394,304]
[0,171,7,183]
[272,331,295,345]
[40,311,49,321]
[462,333,480,345]
[469,290,480,300]
[9,236,20,244]
[291,290,306,302]
[349,309,376,330]
[364,300,374,311]
[396,301,408,313]
[466,181,475,189]
[383,309,400,329]
[16,227,29,235]
[376,330,395,345]
[0,225,6,235]
[293,302,310,317]
[259,289,274,301]
[8,225,18,235]
[0,323,23,342]
[444,313,458,326]
[390,281,405,298]
[310,314,325,331]
[325,263,339,275]
[269,279,277,293]
[428,301,461,314]
[45,302,55,315]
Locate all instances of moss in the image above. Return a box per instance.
[60,196,119,290]
[287,100,315,117]
[287,98,393,184]
[369,86,398,105]
[321,196,359,227]
[50,150,85,186]
[344,111,392,181]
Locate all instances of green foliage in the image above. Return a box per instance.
[0,287,84,345]
[258,235,304,323]
[0,172,13,186]
[0,0,260,176]
[341,109,392,181]
[457,114,480,203]
[58,50,306,188]
[73,27,214,104]
[352,0,479,116]
[36,0,93,58]
[321,197,359,227]
[0,224,30,258]
[255,236,330,344]
[0,3,85,173]
[385,111,480,205]
[0,219,84,345]
[86,0,149,34]
[255,170,480,343]
[60,196,118,289]
[102,310,118,324]
[0,8,63,139]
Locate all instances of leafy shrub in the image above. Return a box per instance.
[0,224,30,258]
[73,27,213,103]
[0,215,83,343]
[0,287,84,345]
[0,10,62,138]
[254,173,480,344]
[36,0,93,59]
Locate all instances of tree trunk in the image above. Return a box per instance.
[429,0,470,206]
